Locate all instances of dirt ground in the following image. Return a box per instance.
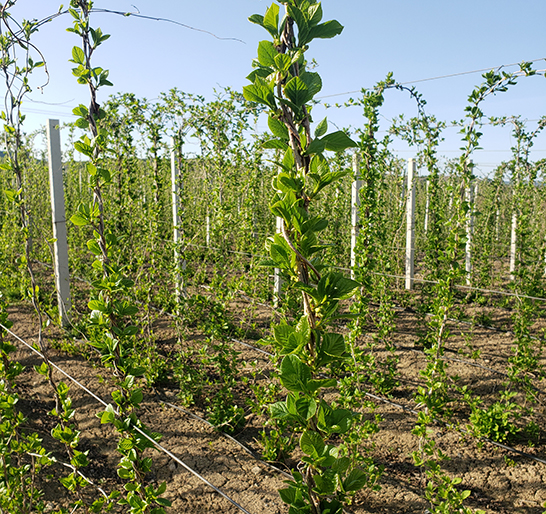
[3,291,546,514]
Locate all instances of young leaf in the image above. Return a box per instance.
[262,3,280,36]
[315,117,328,138]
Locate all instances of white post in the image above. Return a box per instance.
[424,179,430,234]
[350,152,362,280]
[510,172,519,281]
[405,159,416,290]
[171,137,186,301]
[47,119,71,326]
[465,182,475,285]
[510,211,517,281]
[273,216,283,307]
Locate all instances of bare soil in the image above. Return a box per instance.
[4,291,546,514]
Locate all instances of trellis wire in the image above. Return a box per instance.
[180,241,546,302]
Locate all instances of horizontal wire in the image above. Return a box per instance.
[317,57,546,100]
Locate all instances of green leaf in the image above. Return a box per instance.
[263,139,288,150]
[243,78,276,109]
[130,388,143,405]
[315,117,328,138]
[262,3,279,36]
[314,473,336,495]
[343,468,368,492]
[280,355,311,392]
[307,378,336,392]
[284,76,313,108]
[305,137,326,156]
[268,116,289,140]
[71,46,85,64]
[88,299,107,312]
[74,117,89,129]
[321,131,358,152]
[300,72,322,97]
[257,40,277,67]
[319,498,343,514]
[274,53,292,72]
[278,487,297,505]
[321,333,346,357]
[308,20,344,41]
[300,430,325,458]
[318,272,360,301]
[100,404,116,424]
[248,14,265,28]
[308,3,323,27]
[295,397,317,420]
[270,401,290,419]
[70,212,88,226]
[87,239,101,256]
[72,104,88,118]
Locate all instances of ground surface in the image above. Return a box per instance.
[4,290,546,514]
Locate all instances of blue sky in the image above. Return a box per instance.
[10,1,546,175]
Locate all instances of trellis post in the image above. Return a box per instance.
[171,137,187,301]
[509,211,517,280]
[273,216,283,307]
[424,179,430,234]
[405,159,416,290]
[47,119,71,326]
[350,152,362,280]
[465,181,475,285]
[510,170,520,281]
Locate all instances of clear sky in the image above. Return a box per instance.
[8,0,546,175]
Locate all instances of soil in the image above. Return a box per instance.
[3,288,546,514]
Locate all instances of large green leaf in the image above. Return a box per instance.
[263,139,288,150]
[274,53,292,72]
[306,378,337,392]
[319,499,343,514]
[268,115,289,140]
[280,355,311,392]
[300,430,324,458]
[321,333,346,357]
[321,131,358,152]
[313,472,336,495]
[257,40,277,67]
[305,137,326,156]
[300,72,322,97]
[248,14,264,28]
[263,3,280,36]
[270,401,290,420]
[343,468,368,492]
[243,77,276,109]
[284,76,313,108]
[308,20,344,41]
[318,272,360,301]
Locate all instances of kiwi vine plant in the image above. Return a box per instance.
[0,1,546,513]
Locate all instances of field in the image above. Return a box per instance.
[1,1,546,514]
[4,274,546,513]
